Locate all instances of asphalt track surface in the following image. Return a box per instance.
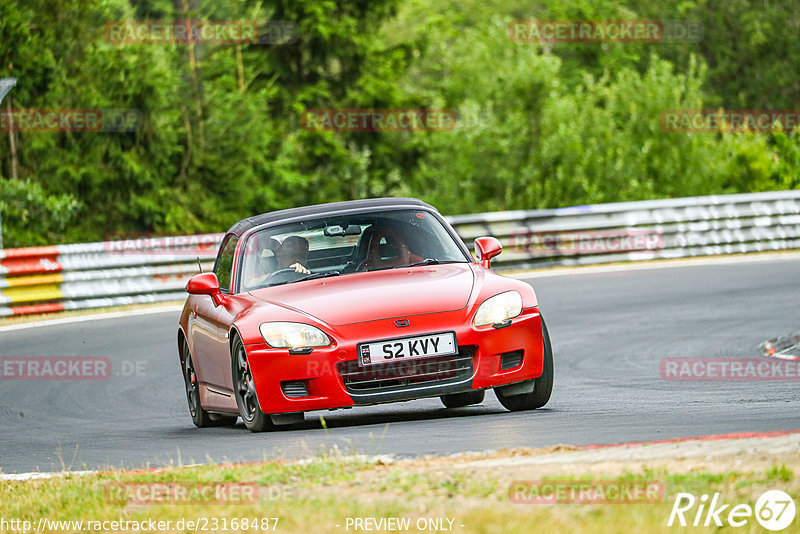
[1,257,799,474]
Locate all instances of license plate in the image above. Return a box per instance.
[358,332,457,366]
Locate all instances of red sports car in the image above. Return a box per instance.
[178,198,553,431]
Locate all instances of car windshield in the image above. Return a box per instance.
[238,209,469,290]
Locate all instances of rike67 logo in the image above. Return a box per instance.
[668,490,796,531]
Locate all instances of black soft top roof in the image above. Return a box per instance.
[226,197,437,235]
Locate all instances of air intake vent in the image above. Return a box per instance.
[337,347,476,394]
[281,381,309,398]
[500,350,523,370]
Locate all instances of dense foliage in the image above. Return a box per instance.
[0,0,798,246]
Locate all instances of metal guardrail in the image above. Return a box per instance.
[453,190,800,270]
[0,235,221,317]
[1,191,799,317]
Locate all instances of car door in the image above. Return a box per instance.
[190,234,238,400]
[205,234,239,396]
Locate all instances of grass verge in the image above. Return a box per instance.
[1,447,797,533]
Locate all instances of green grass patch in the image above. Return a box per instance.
[1,455,797,533]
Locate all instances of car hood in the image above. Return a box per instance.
[248,263,475,326]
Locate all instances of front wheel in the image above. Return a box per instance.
[182,342,237,428]
[232,335,274,432]
[495,316,553,411]
[441,390,485,408]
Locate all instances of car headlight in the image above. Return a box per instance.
[259,322,331,349]
[473,291,523,327]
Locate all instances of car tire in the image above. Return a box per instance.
[441,390,485,408]
[182,341,237,428]
[495,315,553,411]
[231,335,275,432]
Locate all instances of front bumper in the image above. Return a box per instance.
[244,307,543,414]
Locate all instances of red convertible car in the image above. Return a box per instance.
[178,198,553,431]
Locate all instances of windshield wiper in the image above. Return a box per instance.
[363,259,464,273]
[390,258,465,269]
[295,270,341,282]
[262,271,341,288]
[392,258,439,268]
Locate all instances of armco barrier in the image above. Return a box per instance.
[452,190,800,270]
[1,191,799,317]
[0,234,221,317]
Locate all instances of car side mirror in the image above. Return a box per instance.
[186,272,225,307]
[474,237,502,269]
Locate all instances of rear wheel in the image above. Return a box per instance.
[232,335,274,432]
[496,316,554,411]
[182,342,237,427]
[441,390,485,408]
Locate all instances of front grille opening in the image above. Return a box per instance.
[281,380,309,398]
[500,350,524,370]
[337,347,476,394]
